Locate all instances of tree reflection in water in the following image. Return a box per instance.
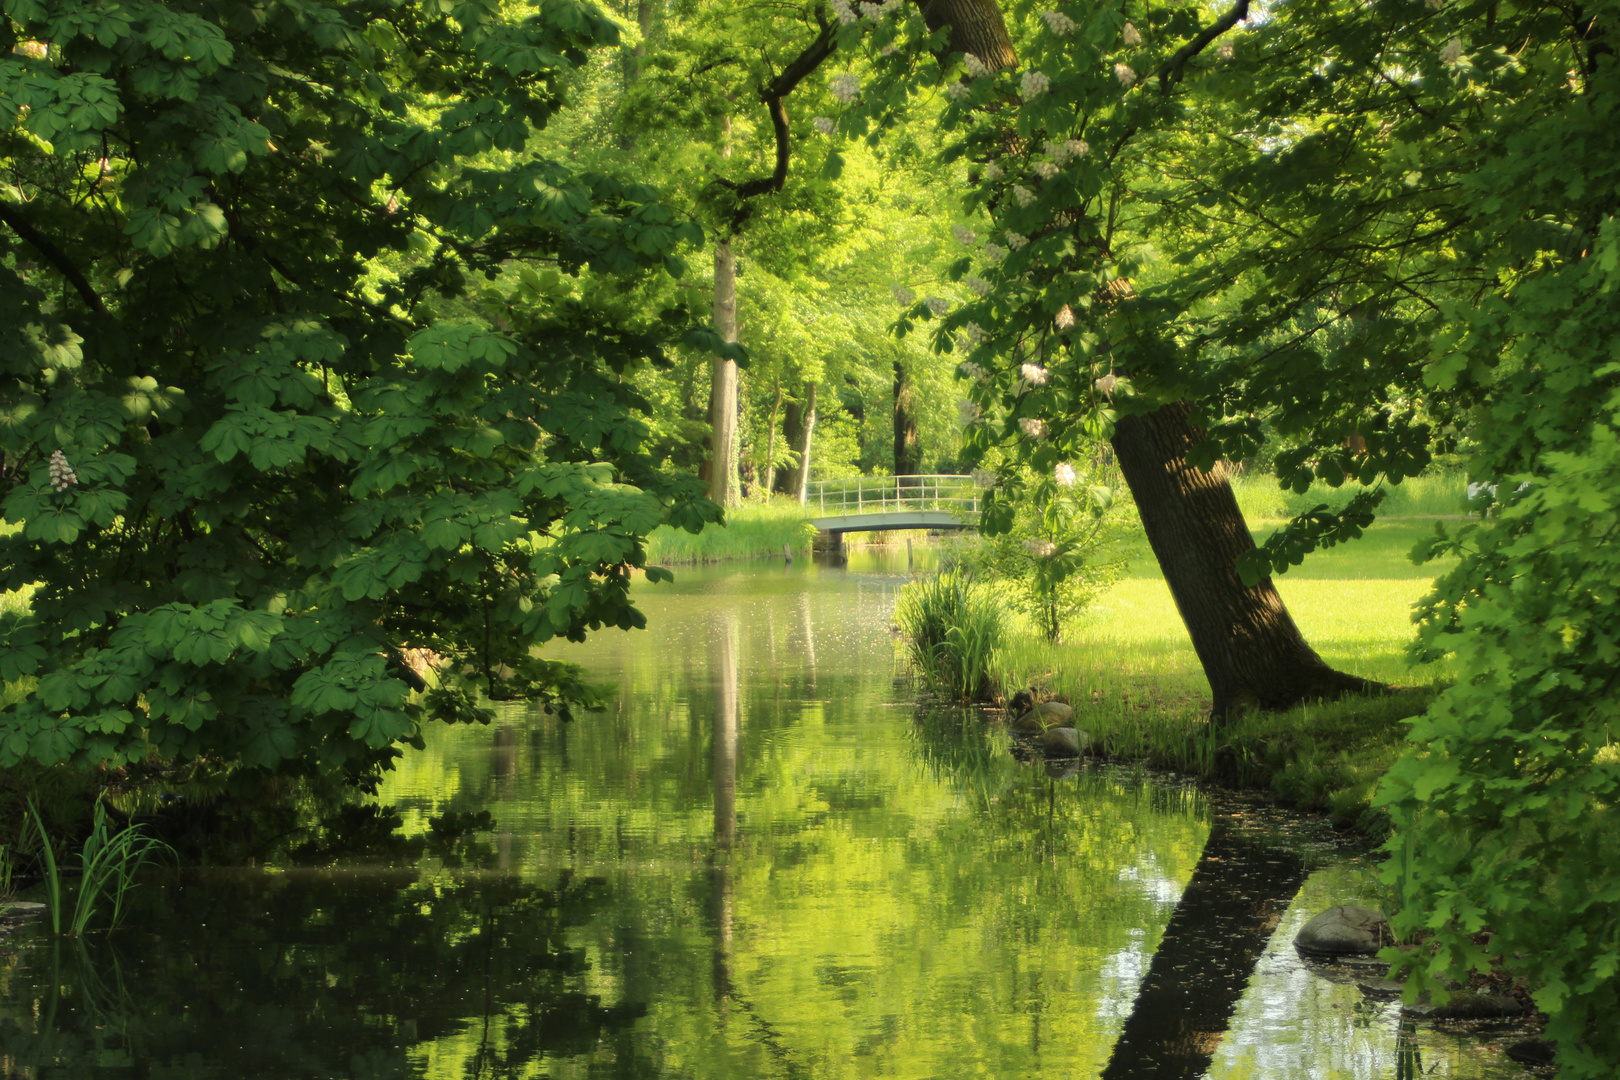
[0,870,648,1079]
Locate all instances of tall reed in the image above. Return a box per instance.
[26,797,172,936]
[894,573,1007,701]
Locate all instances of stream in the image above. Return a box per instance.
[0,553,1528,1078]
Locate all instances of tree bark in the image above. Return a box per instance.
[762,375,783,494]
[915,0,1017,71]
[709,241,741,507]
[893,360,921,475]
[793,380,817,503]
[1111,402,1378,716]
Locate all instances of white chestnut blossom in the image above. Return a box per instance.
[982,242,1008,263]
[1055,305,1076,330]
[983,161,1004,181]
[1439,38,1464,64]
[972,468,996,488]
[860,1,883,18]
[830,72,861,103]
[1013,185,1036,207]
[14,41,48,59]
[1094,373,1118,394]
[1020,362,1050,387]
[925,296,951,316]
[962,322,988,346]
[964,275,992,296]
[1034,161,1060,180]
[892,284,915,304]
[1024,538,1058,557]
[813,116,836,134]
[1019,417,1047,439]
[1066,138,1089,159]
[1426,0,1445,9]
[1054,462,1078,487]
[1115,63,1137,87]
[1217,41,1234,60]
[958,360,989,381]
[1020,69,1051,99]
[48,449,78,492]
[880,0,904,13]
[963,52,990,77]
[958,399,982,423]
[945,82,971,100]
[1041,10,1077,34]
[832,0,858,23]
[953,223,978,246]
[1123,21,1142,45]
[1005,231,1029,250]
[880,43,897,56]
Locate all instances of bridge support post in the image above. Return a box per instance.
[813,529,844,556]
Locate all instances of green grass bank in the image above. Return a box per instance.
[984,514,1458,829]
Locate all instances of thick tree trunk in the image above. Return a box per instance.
[1111,402,1378,716]
[915,0,1017,71]
[709,241,741,507]
[893,360,921,475]
[793,380,817,502]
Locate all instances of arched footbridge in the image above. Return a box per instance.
[805,475,982,540]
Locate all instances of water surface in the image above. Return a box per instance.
[0,554,1524,1079]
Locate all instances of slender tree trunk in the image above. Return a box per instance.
[793,380,817,503]
[1111,402,1378,716]
[893,359,921,475]
[776,396,805,495]
[709,241,741,507]
[763,374,783,495]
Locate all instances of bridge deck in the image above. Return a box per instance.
[804,475,981,534]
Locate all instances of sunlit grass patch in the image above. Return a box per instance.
[984,518,1457,824]
[644,497,818,565]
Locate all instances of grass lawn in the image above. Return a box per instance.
[993,516,1460,828]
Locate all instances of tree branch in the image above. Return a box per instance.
[1157,0,1249,95]
[0,197,110,316]
[715,21,837,204]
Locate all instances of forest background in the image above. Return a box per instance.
[2,0,1618,1076]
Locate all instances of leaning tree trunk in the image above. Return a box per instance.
[1112,402,1378,716]
[914,0,1371,716]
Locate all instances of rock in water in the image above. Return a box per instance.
[1038,700,1074,725]
[1010,711,1046,735]
[1505,1039,1557,1068]
[1294,905,1391,956]
[1042,726,1084,757]
[1406,992,1525,1020]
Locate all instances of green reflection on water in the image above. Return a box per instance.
[0,557,1523,1079]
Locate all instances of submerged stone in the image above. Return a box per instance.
[1010,711,1046,735]
[1294,905,1391,956]
[1042,726,1087,757]
[1505,1039,1557,1068]
[1405,991,1524,1021]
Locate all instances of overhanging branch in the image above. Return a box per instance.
[715,20,838,206]
[0,197,110,316]
[1157,0,1250,95]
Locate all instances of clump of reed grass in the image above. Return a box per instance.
[643,498,819,565]
[26,796,172,936]
[895,573,1007,701]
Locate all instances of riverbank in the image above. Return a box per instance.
[983,517,1458,831]
[644,498,820,564]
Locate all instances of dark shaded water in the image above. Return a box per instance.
[0,554,1523,1078]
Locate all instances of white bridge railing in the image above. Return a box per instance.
[805,474,982,520]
